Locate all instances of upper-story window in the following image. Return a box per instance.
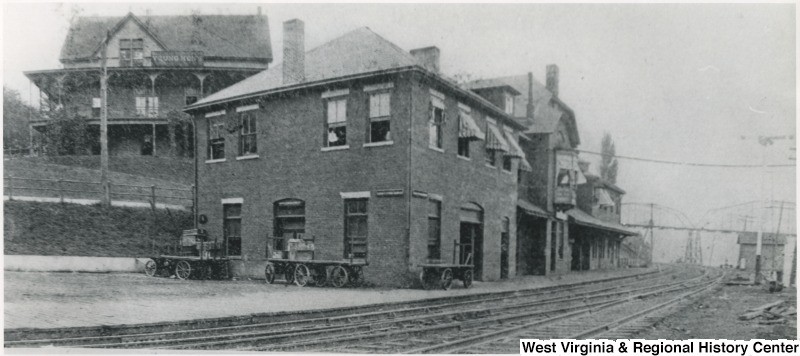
[485,118,509,167]
[429,92,445,150]
[185,88,199,106]
[365,83,393,144]
[120,39,144,67]
[92,97,101,118]
[238,109,258,157]
[325,95,348,147]
[135,96,159,118]
[206,110,226,161]
[504,93,514,115]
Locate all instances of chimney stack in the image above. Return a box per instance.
[257,6,262,16]
[410,46,440,73]
[546,64,559,98]
[526,72,535,120]
[283,19,305,84]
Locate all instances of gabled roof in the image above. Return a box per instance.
[186,27,525,130]
[583,174,626,194]
[468,75,580,145]
[60,13,272,62]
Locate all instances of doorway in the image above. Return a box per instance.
[460,203,483,280]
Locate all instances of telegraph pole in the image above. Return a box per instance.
[100,30,110,207]
[649,203,655,264]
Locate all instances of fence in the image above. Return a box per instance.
[4,176,194,211]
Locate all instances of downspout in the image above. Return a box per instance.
[193,116,199,229]
[406,74,414,275]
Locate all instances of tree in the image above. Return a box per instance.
[3,86,37,153]
[600,132,618,184]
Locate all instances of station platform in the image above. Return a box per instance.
[4,267,655,330]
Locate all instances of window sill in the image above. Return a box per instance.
[485,163,497,169]
[321,145,350,152]
[429,146,445,153]
[227,256,242,260]
[205,158,226,164]
[363,141,394,148]
[457,155,471,161]
[236,154,259,161]
[502,169,513,174]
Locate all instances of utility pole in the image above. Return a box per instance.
[100,30,110,207]
[649,203,655,265]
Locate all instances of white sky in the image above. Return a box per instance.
[2,2,797,234]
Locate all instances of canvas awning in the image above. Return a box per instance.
[518,199,550,219]
[458,112,486,141]
[503,127,532,172]
[567,208,638,236]
[485,123,509,152]
[596,188,615,206]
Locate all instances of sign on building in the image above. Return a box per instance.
[554,150,580,207]
[151,51,204,67]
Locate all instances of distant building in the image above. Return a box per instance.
[185,20,528,285]
[737,232,796,285]
[25,10,272,157]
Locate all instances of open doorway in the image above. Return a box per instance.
[460,203,483,280]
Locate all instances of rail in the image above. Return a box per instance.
[3,175,193,209]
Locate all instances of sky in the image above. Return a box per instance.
[2,2,797,243]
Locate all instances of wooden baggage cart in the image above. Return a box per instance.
[144,229,230,280]
[418,240,474,290]
[265,259,368,288]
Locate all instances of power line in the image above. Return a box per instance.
[574,149,795,168]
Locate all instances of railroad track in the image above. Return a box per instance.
[5,267,706,351]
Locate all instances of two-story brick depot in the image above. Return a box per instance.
[184,19,638,287]
[25,10,272,157]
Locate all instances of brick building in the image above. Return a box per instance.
[467,69,637,276]
[25,10,272,157]
[184,20,529,286]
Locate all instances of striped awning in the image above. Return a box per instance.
[459,113,486,141]
[504,128,533,172]
[485,123,509,152]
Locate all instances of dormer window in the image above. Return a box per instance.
[504,93,514,115]
[120,39,144,67]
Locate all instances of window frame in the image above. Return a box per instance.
[344,198,368,260]
[207,116,226,161]
[238,111,258,157]
[428,96,445,151]
[120,38,144,67]
[427,199,442,261]
[325,97,348,148]
[368,91,392,144]
[223,203,243,257]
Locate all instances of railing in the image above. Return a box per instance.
[4,176,193,210]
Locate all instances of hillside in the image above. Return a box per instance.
[4,201,193,257]
[7,156,194,185]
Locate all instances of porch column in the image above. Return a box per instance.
[152,123,157,156]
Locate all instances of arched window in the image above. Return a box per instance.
[273,199,306,257]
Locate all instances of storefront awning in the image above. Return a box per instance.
[458,112,486,141]
[567,208,639,236]
[503,128,532,171]
[518,199,551,219]
[486,123,509,152]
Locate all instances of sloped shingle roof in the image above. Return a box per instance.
[568,208,639,236]
[60,13,272,61]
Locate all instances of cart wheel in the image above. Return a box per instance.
[330,266,349,288]
[348,266,363,286]
[419,269,436,290]
[294,264,310,287]
[264,264,276,284]
[175,261,192,280]
[462,269,473,288]
[440,268,453,290]
[284,265,295,284]
[144,259,158,277]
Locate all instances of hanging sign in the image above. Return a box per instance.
[151,51,204,67]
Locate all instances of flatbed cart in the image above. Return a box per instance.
[265,259,368,288]
[418,240,474,290]
[264,238,368,287]
[144,229,230,280]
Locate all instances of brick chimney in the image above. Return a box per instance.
[546,64,559,98]
[410,46,440,73]
[526,72,535,120]
[283,19,305,84]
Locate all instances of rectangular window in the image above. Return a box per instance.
[120,38,144,67]
[207,117,225,160]
[238,111,257,156]
[369,92,391,143]
[429,98,445,150]
[427,199,442,260]
[274,200,306,256]
[223,204,242,256]
[344,199,368,259]
[502,156,513,171]
[185,88,199,106]
[504,94,514,115]
[458,137,470,158]
[92,97,101,118]
[135,96,159,117]
[326,98,347,147]
[486,149,496,166]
